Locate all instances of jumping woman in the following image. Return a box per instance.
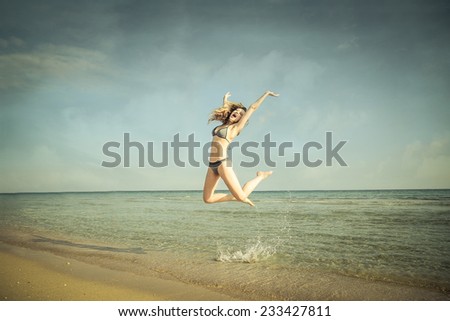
[203,90,279,207]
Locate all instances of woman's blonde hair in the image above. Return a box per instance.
[208,102,247,124]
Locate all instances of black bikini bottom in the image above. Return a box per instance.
[208,158,228,175]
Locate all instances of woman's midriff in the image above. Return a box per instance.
[209,139,229,162]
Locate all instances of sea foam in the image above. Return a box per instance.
[216,239,277,263]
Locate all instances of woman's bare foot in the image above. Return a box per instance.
[244,198,255,207]
[257,171,273,179]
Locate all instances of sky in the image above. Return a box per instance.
[0,0,449,192]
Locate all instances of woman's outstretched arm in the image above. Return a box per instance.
[232,90,279,134]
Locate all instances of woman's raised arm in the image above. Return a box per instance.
[223,91,232,107]
[232,91,279,134]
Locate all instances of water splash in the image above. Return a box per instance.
[216,239,277,263]
[215,197,293,264]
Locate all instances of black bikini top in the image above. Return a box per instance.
[212,125,230,143]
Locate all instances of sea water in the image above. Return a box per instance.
[0,189,449,299]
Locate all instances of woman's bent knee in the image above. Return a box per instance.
[203,195,213,204]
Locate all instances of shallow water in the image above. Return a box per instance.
[1,189,449,299]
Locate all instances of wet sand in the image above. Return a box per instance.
[0,243,234,301]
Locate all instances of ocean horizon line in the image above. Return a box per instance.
[1,187,449,195]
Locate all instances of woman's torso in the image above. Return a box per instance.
[209,125,232,162]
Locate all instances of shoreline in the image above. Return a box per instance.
[0,243,234,301]
[1,240,448,301]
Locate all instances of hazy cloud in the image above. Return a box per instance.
[0,44,115,90]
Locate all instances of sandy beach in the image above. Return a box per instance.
[1,240,448,301]
[0,243,234,301]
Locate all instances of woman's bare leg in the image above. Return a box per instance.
[242,171,273,195]
[203,168,235,203]
[219,167,273,206]
[218,165,254,206]
[203,166,272,206]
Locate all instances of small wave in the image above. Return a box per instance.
[216,240,277,263]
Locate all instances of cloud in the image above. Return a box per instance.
[208,50,324,97]
[336,36,359,52]
[0,36,25,49]
[277,132,450,191]
[0,44,114,90]
[374,133,450,188]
